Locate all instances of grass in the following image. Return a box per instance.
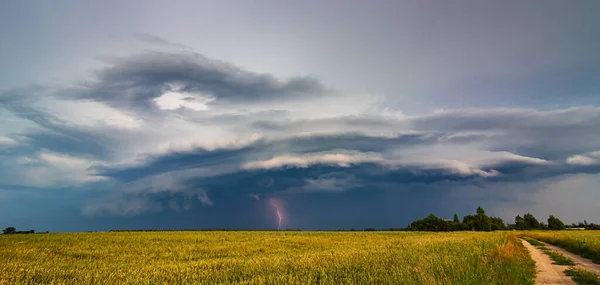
[523,231,600,264]
[543,250,576,266]
[0,231,535,284]
[565,267,600,285]
[523,238,544,247]
[522,237,576,265]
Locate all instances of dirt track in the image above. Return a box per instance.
[521,239,575,285]
[537,240,600,275]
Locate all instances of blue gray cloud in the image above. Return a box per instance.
[2,0,600,230]
[72,52,324,113]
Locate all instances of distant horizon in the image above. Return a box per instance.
[5,210,598,233]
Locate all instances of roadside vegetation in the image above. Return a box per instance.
[521,231,600,285]
[565,267,600,285]
[523,231,600,264]
[522,237,575,266]
[0,231,534,284]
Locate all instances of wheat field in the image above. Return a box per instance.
[0,231,534,284]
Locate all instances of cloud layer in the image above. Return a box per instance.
[74,52,324,113]
[1,49,600,230]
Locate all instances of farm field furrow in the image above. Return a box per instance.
[0,231,534,285]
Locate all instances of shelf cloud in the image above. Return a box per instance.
[1,0,600,230]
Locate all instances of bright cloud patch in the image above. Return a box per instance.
[0,136,16,145]
[154,90,215,111]
[242,150,383,170]
[34,151,106,185]
[567,155,598,166]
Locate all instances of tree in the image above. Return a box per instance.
[523,213,540,230]
[462,215,476,231]
[3,227,16,234]
[490,217,506,231]
[407,213,450,231]
[450,213,462,231]
[515,215,527,230]
[474,207,492,231]
[548,215,566,230]
[460,207,492,231]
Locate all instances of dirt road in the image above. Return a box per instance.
[537,240,600,275]
[521,239,575,285]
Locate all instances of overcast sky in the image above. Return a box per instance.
[1,0,600,231]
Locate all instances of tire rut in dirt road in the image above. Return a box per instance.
[521,239,575,285]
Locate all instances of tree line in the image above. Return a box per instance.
[3,211,599,233]
[407,207,506,231]
[406,207,594,232]
[2,227,36,234]
[512,213,600,230]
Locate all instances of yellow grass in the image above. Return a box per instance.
[0,231,534,284]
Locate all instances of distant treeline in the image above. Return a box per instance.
[406,207,600,232]
[406,207,505,232]
[2,227,42,234]
[564,221,600,230]
[3,212,599,233]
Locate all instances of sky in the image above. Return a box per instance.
[1,0,600,232]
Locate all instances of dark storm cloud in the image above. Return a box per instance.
[97,144,262,183]
[85,157,567,217]
[280,133,437,154]
[73,52,324,111]
[89,133,599,216]
[3,1,600,231]
[3,53,600,225]
[94,132,451,185]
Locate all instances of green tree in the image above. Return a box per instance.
[2,227,16,234]
[453,213,460,223]
[407,214,450,231]
[514,215,527,230]
[474,207,492,231]
[490,217,506,231]
[450,213,462,231]
[547,215,566,230]
[462,215,476,231]
[523,213,540,229]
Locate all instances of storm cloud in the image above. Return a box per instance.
[2,1,600,231]
[73,52,325,112]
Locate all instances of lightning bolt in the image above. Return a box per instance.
[275,205,282,230]
[269,198,284,230]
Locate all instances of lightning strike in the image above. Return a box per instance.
[275,206,282,230]
[268,198,284,230]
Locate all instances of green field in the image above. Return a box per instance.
[0,231,534,284]
[522,230,600,264]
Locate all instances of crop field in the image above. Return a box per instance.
[522,230,600,264]
[0,231,534,284]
